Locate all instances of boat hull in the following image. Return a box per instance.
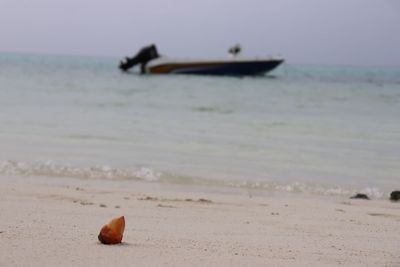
[146,59,284,76]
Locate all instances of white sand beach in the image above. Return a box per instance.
[0,175,399,266]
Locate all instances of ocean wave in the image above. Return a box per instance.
[0,160,160,182]
[0,160,387,199]
[234,180,384,199]
[159,171,387,199]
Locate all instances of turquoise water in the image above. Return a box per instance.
[1,53,399,197]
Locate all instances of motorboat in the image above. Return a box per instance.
[119,44,284,76]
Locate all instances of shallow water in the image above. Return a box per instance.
[1,52,399,197]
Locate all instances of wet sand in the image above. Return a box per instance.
[0,175,399,266]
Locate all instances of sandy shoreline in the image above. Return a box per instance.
[0,175,399,266]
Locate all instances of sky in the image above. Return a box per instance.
[0,0,399,66]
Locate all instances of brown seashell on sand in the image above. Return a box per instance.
[98,216,125,245]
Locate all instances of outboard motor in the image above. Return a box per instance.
[119,44,160,73]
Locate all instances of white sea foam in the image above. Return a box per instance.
[0,160,160,182]
[0,160,389,198]
[133,167,161,182]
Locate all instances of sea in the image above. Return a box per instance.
[1,52,399,198]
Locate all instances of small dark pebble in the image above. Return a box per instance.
[80,201,94,206]
[139,196,158,201]
[350,193,370,200]
[157,204,175,208]
[198,198,212,203]
[390,191,400,201]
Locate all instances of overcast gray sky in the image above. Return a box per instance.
[0,0,399,65]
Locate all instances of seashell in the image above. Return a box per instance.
[98,216,125,245]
